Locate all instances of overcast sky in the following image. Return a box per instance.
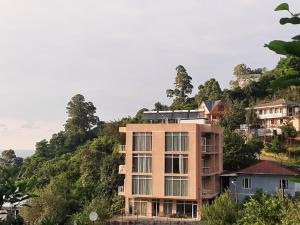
[0,0,299,150]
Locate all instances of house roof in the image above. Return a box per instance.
[237,160,298,176]
[202,100,223,112]
[254,99,300,108]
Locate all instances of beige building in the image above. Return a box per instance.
[252,99,300,133]
[118,116,223,219]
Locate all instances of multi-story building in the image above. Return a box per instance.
[118,112,223,219]
[251,99,300,133]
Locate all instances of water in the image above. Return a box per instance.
[0,149,35,158]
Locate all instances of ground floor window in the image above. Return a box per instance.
[176,201,197,218]
[129,199,147,216]
[163,202,172,216]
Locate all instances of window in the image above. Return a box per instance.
[269,108,273,114]
[129,200,147,216]
[279,179,288,189]
[132,154,152,173]
[165,154,188,174]
[163,202,172,216]
[133,132,152,151]
[259,110,262,115]
[132,175,152,195]
[165,176,188,196]
[242,178,251,189]
[165,132,188,152]
[275,108,279,113]
[176,201,197,218]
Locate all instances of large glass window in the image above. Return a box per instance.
[163,202,172,216]
[133,132,152,151]
[165,132,188,152]
[165,176,188,196]
[165,154,188,174]
[132,175,152,195]
[129,199,147,216]
[176,201,197,218]
[133,154,152,173]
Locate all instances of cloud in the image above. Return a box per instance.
[21,121,39,129]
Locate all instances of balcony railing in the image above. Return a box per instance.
[201,145,217,153]
[202,167,214,174]
[201,189,218,198]
[119,165,126,174]
[119,145,126,153]
[118,186,125,195]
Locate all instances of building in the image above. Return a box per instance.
[118,113,223,219]
[198,100,229,123]
[224,160,299,203]
[251,99,300,134]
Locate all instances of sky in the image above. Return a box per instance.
[0,0,299,150]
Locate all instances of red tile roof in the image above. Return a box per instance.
[237,160,298,176]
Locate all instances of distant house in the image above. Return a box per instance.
[198,100,229,123]
[236,74,261,88]
[223,161,299,202]
[249,99,300,136]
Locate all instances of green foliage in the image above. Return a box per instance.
[167,65,196,109]
[280,120,297,142]
[202,191,240,225]
[153,102,169,111]
[233,64,263,77]
[195,78,223,104]
[266,3,300,87]
[65,94,99,134]
[223,131,259,170]
[266,137,287,156]
[238,193,284,225]
[219,101,246,131]
[245,107,260,128]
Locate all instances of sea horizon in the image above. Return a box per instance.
[0,149,35,158]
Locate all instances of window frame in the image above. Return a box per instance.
[242,177,252,189]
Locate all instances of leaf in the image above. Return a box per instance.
[280,17,300,25]
[265,40,300,57]
[292,35,300,40]
[275,3,289,11]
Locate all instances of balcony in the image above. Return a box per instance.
[258,112,287,119]
[201,189,218,198]
[119,145,126,153]
[119,165,126,174]
[201,145,217,153]
[202,167,215,175]
[118,186,125,195]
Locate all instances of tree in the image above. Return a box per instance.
[218,101,246,131]
[201,191,239,225]
[223,131,258,170]
[238,192,284,225]
[166,65,195,109]
[35,139,49,158]
[153,102,169,111]
[195,78,223,104]
[265,137,287,157]
[245,107,260,129]
[265,3,300,87]
[65,94,99,134]
[233,64,263,76]
[280,120,297,145]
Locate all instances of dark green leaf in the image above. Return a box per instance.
[275,3,289,11]
[292,35,300,40]
[280,17,300,25]
[265,40,300,57]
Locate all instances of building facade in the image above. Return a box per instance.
[251,99,300,133]
[118,120,223,219]
[226,161,299,203]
